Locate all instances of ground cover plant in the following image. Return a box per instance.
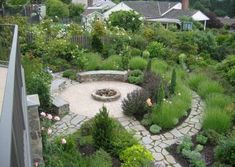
[41,107,153,167]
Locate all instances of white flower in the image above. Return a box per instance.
[40,112,46,117]
[163,98,166,101]
[61,138,67,144]
[41,127,45,131]
[47,128,52,135]
[47,114,53,120]
[178,92,181,96]
[54,116,60,121]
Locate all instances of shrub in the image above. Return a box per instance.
[92,106,114,151]
[110,128,138,156]
[128,70,144,85]
[177,137,193,153]
[203,129,225,145]
[46,0,69,18]
[197,80,224,99]
[143,50,150,59]
[88,149,112,167]
[83,53,102,70]
[202,110,231,134]
[100,55,122,70]
[196,134,208,145]
[122,89,149,118]
[129,56,147,70]
[170,69,176,94]
[142,71,162,100]
[129,48,141,57]
[149,124,162,134]
[195,144,204,152]
[120,145,153,167]
[80,119,94,136]
[151,58,168,75]
[92,34,103,53]
[62,69,77,80]
[152,82,191,129]
[141,118,152,126]
[215,138,235,166]
[181,149,206,167]
[146,41,166,58]
[68,3,84,22]
[205,93,233,110]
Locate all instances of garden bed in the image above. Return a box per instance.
[167,134,215,167]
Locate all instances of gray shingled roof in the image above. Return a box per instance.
[163,9,198,19]
[123,1,179,19]
[82,9,102,16]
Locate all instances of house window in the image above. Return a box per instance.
[182,22,193,31]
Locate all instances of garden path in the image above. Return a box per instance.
[51,77,204,167]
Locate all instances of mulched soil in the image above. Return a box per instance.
[167,135,215,167]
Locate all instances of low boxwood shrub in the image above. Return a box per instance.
[122,89,149,118]
[202,110,231,134]
[141,118,152,126]
[120,145,153,167]
[129,56,147,70]
[128,70,144,85]
[149,124,162,134]
[62,69,77,80]
[151,58,168,75]
[215,138,235,166]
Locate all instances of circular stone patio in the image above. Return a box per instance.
[58,81,141,118]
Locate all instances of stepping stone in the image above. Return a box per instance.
[70,115,86,125]
[153,153,164,161]
[171,129,183,138]
[151,135,161,141]
[165,155,176,164]
[162,149,169,156]
[178,127,191,134]
[142,136,153,145]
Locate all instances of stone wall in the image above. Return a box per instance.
[77,70,128,83]
[27,95,44,166]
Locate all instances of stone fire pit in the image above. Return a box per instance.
[91,88,121,102]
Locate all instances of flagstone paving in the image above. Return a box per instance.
[51,77,204,167]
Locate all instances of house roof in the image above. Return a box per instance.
[82,8,102,16]
[163,9,198,19]
[123,1,179,19]
[218,17,235,26]
[93,0,116,9]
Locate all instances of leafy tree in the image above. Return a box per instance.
[170,69,176,94]
[146,41,166,58]
[60,0,71,4]
[92,106,113,151]
[205,11,223,29]
[92,20,106,37]
[109,11,142,32]
[69,3,84,22]
[7,0,28,5]
[46,0,69,18]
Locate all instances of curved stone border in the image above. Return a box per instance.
[77,70,128,83]
[91,88,121,102]
[51,92,204,167]
[117,92,204,167]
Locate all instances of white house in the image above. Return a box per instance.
[82,8,104,31]
[104,0,209,30]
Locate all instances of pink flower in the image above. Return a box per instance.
[61,138,67,144]
[146,98,152,107]
[34,161,39,167]
[40,112,46,117]
[47,114,53,120]
[47,128,52,135]
[54,116,60,121]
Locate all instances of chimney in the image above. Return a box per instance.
[182,0,189,11]
[88,0,93,7]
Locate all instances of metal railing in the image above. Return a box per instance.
[0,25,32,167]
